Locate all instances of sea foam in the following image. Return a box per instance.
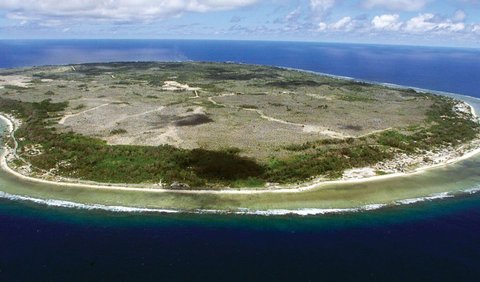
[394,192,455,205]
[1,186,480,216]
[0,191,179,214]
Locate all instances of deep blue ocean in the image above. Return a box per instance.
[1,40,480,281]
[2,40,480,97]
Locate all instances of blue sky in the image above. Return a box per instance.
[1,0,479,47]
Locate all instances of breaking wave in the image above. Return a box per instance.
[393,192,455,205]
[0,191,179,214]
[1,185,480,216]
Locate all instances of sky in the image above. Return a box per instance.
[1,0,480,47]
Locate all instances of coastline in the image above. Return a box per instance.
[1,97,480,195]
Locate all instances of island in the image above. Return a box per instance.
[0,62,479,192]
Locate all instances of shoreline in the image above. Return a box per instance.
[1,99,480,195]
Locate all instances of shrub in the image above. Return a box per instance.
[110,129,127,135]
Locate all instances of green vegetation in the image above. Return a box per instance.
[269,143,392,182]
[110,128,128,135]
[240,104,258,109]
[0,98,263,187]
[338,94,375,102]
[266,79,322,88]
[73,104,86,110]
[2,93,476,188]
[273,95,479,182]
[1,62,478,189]
[376,96,479,151]
[4,85,27,91]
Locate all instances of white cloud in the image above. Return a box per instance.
[453,10,467,22]
[317,22,328,31]
[0,0,258,22]
[315,12,471,35]
[472,25,480,37]
[310,0,336,11]
[330,17,355,31]
[404,13,437,32]
[371,14,401,30]
[437,22,465,32]
[38,19,63,27]
[317,16,361,32]
[404,13,465,33]
[310,0,336,20]
[363,0,428,11]
[285,7,302,23]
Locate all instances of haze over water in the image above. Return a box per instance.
[1,40,480,281]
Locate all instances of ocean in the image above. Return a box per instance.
[2,40,480,98]
[1,40,480,281]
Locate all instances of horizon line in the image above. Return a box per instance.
[1,38,479,50]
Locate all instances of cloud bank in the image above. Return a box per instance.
[1,0,479,46]
[1,0,258,22]
[362,0,429,11]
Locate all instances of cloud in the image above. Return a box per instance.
[314,12,470,36]
[317,16,365,32]
[230,16,243,23]
[473,24,480,34]
[273,6,308,32]
[460,0,479,5]
[371,14,401,30]
[404,14,438,32]
[330,17,355,31]
[310,0,336,20]
[404,13,465,33]
[363,0,428,11]
[285,7,303,23]
[453,10,467,22]
[1,0,258,23]
[317,22,328,31]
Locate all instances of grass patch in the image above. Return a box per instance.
[4,85,28,91]
[240,104,258,109]
[338,94,375,102]
[231,177,266,188]
[268,102,285,107]
[73,104,86,110]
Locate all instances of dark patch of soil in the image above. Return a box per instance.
[341,125,363,131]
[175,114,213,127]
